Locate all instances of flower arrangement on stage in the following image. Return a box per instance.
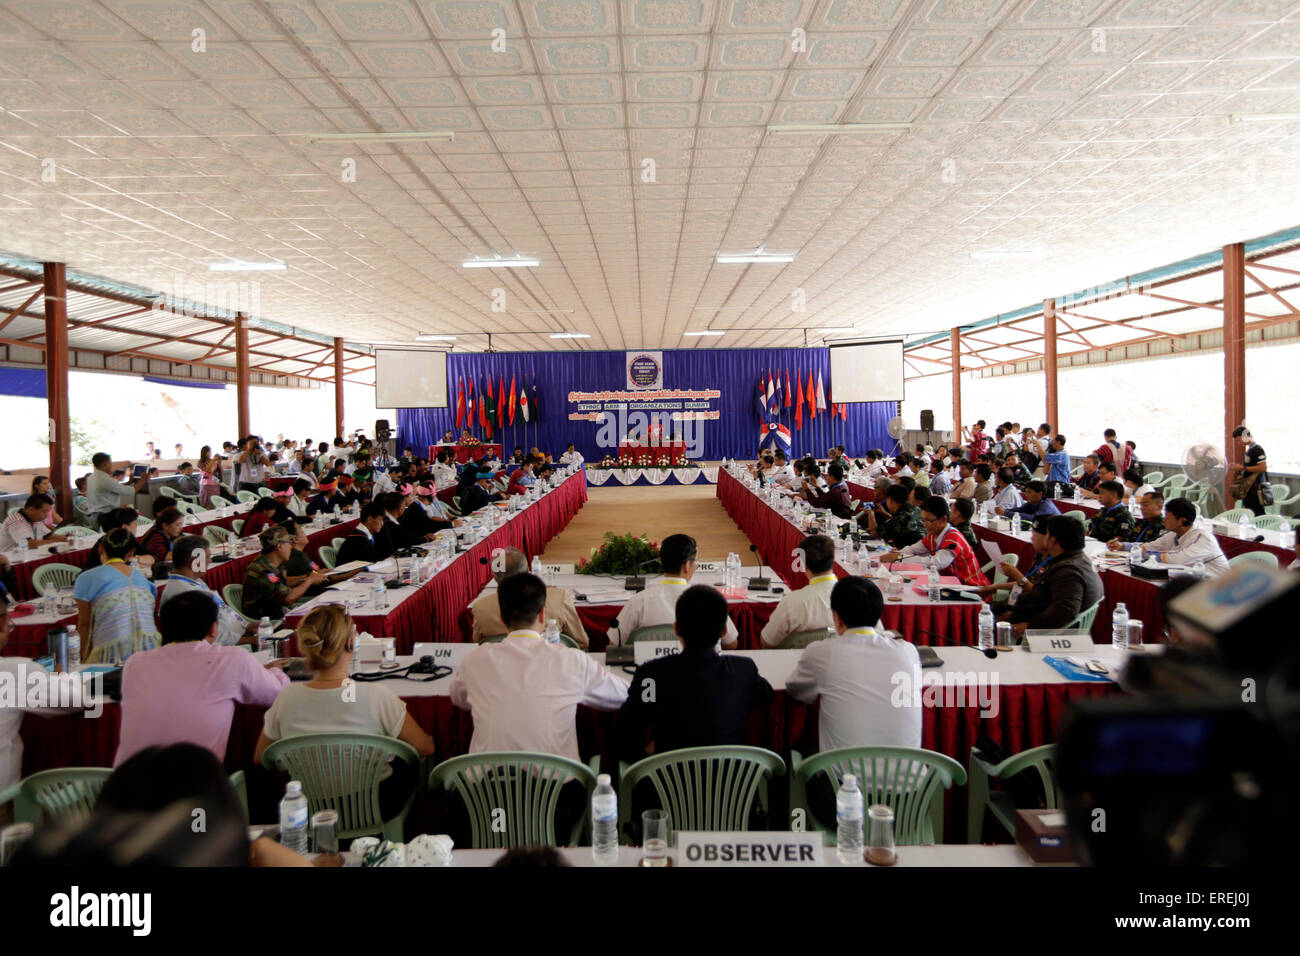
[589,454,697,471]
[636,455,652,467]
[577,532,661,576]
[457,437,482,447]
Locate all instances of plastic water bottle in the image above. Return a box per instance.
[530,555,543,579]
[1238,512,1248,538]
[591,774,619,866]
[544,618,561,644]
[978,604,995,651]
[257,617,274,654]
[1112,602,1130,650]
[372,579,387,611]
[1011,512,1021,535]
[926,567,940,602]
[835,773,864,865]
[279,780,309,854]
[1192,560,1206,579]
[66,625,80,671]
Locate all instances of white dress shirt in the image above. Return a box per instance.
[785,627,923,754]
[432,462,457,487]
[448,631,628,761]
[560,451,584,465]
[1142,528,1230,576]
[770,463,797,487]
[862,461,887,482]
[609,577,739,647]
[0,659,80,789]
[993,484,1024,512]
[0,511,50,551]
[760,574,836,647]
[288,495,309,517]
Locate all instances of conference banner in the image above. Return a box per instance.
[626,350,664,390]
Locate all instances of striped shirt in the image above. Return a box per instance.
[0,510,49,551]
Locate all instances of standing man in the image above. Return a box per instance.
[85,452,152,528]
[1228,426,1270,517]
[234,436,267,493]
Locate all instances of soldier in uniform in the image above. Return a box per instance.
[859,484,925,549]
[240,525,325,621]
[1106,490,1166,552]
[948,498,979,550]
[1087,481,1135,542]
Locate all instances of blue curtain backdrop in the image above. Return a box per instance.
[397,347,894,463]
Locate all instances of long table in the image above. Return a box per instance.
[18,645,1124,841]
[427,443,502,464]
[716,469,982,645]
[285,470,589,650]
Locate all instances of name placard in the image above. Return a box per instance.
[410,642,474,668]
[676,831,824,867]
[633,641,681,665]
[694,561,723,572]
[1024,632,1095,654]
[540,563,575,575]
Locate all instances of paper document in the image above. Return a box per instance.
[983,540,1003,568]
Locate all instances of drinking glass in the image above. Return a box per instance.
[641,810,671,867]
[865,804,897,866]
[311,810,343,867]
[1128,620,1144,648]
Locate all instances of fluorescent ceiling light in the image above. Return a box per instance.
[768,123,912,135]
[414,334,456,341]
[310,131,455,144]
[462,257,539,269]
[717,253,795,264]
[1229,113,1300,123]
[550,332,590,339]
[208,260,285,272]
[970,250,1047,261]
[683,330,725,337]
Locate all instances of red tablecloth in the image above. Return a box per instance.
[846,481,877,504]
[428,444,502,465]
[265,476,297,491]
[6,611,79,658]
[290,473,589,653]
[618,442,687,462]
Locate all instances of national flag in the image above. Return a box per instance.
[784,369,792,408]
[497,375,506,428]
[806,370,816,420]
[481,376,494,438]
[530,383,540,420]
[839,394,847,421]
[816,370,827,413]
[455,377,466,429]
[519,380,530,423]
[508,375,517,425]
[766,370,781,418]
[760,421,791,450]
[755,376,768,420]
[794,372,804,430]
[467,378,475,426]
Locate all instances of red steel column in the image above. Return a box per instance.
[235,312,250,438]
[1223,243,1246,484]
[1043,298,1059,431]
[950,327,962,444]
[333,337,345,440]
[43,263,71,516]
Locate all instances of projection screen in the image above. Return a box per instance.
[373,349,449,408]
[828,340,905,403]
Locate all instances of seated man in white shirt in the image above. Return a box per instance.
[1138,496,1230,576]
[608,534,739,648]
[450,572,628,764]
[431,450,457,488]
[785,576,922,822]
[760,534,837,647]
[769,449,797,487]
[991,467,1024,514]
[559,443,584,465]
[0,494,69,552]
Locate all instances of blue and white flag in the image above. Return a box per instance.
[760,421,791,450]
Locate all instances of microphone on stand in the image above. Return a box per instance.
[913,627,999,659]
[624,557,661,593]
[746,544,771,592]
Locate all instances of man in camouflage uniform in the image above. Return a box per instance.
[948,498,979,550]
[241,525,325,621]
[1087,480,1134,542]
[1105,490,1166,553]
[859,484,925,549]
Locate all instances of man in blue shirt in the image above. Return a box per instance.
[1043,435,1072,488]
[1005,480,1062,519]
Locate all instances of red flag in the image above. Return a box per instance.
[806,370,816,420]
[784,369,792,408]
[828,384,835,419]
[455,377,465,429]
[839,396,847,421]
[467,378,475,428]
[497,375,505,428]
[794,372,804,430]
[509,375,517,425]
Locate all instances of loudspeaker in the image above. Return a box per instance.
[920,409,935,432]
[375,419,391,441]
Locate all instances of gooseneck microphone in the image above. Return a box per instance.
[747,543,771,592]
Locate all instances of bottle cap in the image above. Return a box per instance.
[597,773,611,786]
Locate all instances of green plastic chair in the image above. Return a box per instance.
[776,627,835,650]
[1214,508,1252,524]
[32,562,80,596]
[966,744,1060,843]
[172,500,203,516]
[159,484,199,504]
[231,519,245,536]
[222,583,267,626]
[1142,471,1165,488]
[1253,515,1292,532]
[230,770,249,825]
[1230,551,1278,569]
[318,545,338,569]
[790,746,967,846]
[1062,509,1087,527]
[261,733,420,842]
[1066,600,1102,633]
[427,752,599,849]
[203,525,235,545]
[0,767,111,826]
[208,495,233,508]
[982,551,1021,587]
[1070,464,1084,478]
[235,490,259,505]
[331,537,347,551]
[618,745,785,843]
[1163,475,1192,494]
[627,623,677,644]
[1267,482,1300,516]
[257,487,273,498]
